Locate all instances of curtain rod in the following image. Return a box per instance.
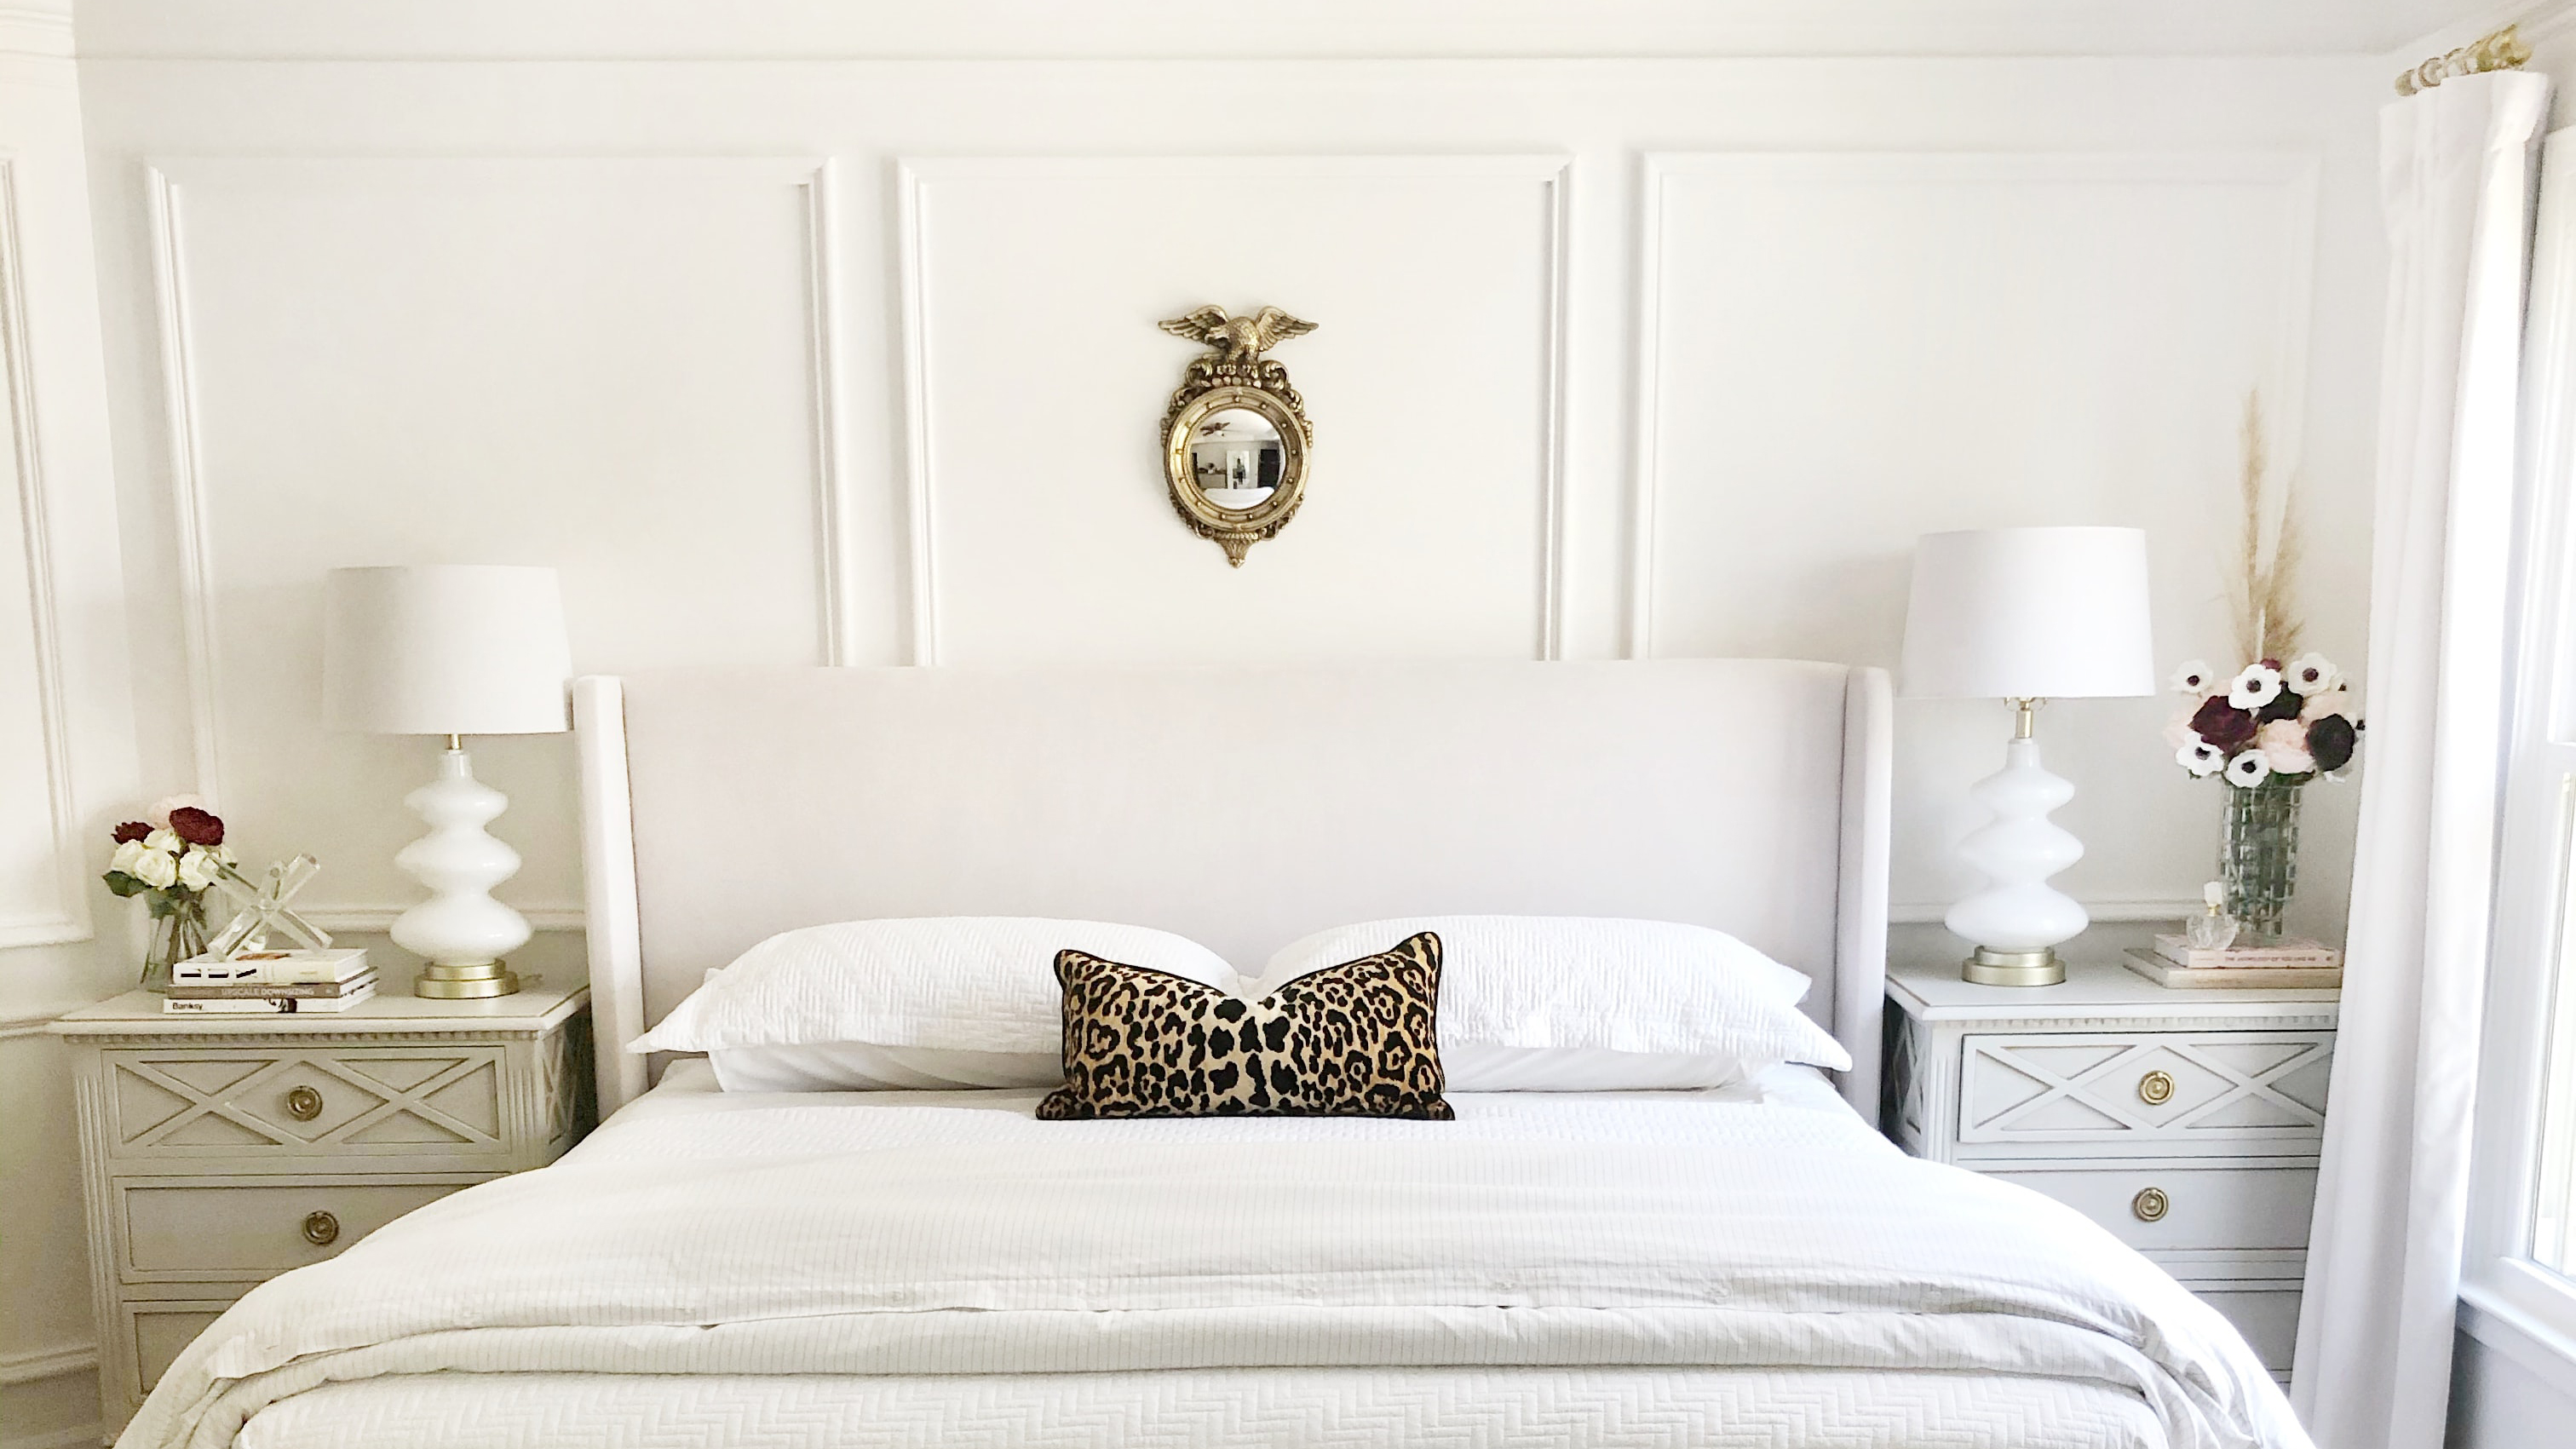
[2397,23,2531,95]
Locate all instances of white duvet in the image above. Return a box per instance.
[125,1068,2309,1449]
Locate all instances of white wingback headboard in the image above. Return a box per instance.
[575,659,1892,1117]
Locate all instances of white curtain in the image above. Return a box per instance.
[2292,71,2550,1449]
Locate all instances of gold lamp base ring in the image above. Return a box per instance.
[413,960,521,999]
[1960,946,2066,988]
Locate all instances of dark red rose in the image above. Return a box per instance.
[112,820,152,844]
[2308,714,2358,773]
[2188,694,2258,752]
[169,806,224,847]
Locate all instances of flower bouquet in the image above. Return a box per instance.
[2165,654,2361,942]
[101,796,235,991]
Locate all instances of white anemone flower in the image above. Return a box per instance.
[129,845,179,889]
[2284,653,2341,696]
[2170,659,2217,695]
[2227,664,2284,710]
[2177,739,2227,777]
[2224,749,2274,788]
[176,846,222,892]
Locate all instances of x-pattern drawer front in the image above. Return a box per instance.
[1958,1031,2332,1150]
[104,1047,509,1163]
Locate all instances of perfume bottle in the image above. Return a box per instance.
[2187,880,2240,952]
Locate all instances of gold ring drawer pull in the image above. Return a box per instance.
[301,1210,340,1247]
[2131,1187,2171,1223]
[2136,1070,2175,1106]
[283,1085,325,1122]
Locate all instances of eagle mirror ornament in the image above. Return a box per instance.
[1158,304,1315,566]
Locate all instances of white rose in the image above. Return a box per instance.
[177,847,222,892]
[109,839,150,877]
[129,847,179,889]
[144,828,181,854]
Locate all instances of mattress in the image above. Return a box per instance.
[143,1064,2298,1449]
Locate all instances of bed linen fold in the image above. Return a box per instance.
[121,1090,2308,1449]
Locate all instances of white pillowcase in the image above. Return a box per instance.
[709,1043,1058,1093]
[630,917,1235,1060]
[1256,916,1851,1087]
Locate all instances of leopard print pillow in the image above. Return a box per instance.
[1037,931,1451,1120]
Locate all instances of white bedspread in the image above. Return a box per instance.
[125,1068,2308,1449]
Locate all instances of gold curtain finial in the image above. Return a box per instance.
[2397,23,2532,96]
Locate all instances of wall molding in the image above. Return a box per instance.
[894,152,1573,664]
[1624,149,2323,659]
[0,1339,94,1384]
[0,153,89,946]
[0,1425,105,1449]
[146,157,849,806]
[1892,895,2200,926]
[299,903,585,934]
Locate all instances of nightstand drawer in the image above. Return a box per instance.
[116,1176,486,1282]
[101,1045,512,1165]
[1959,1031,2332,1157]
[1989,1164,2317,1251]
[123,1297,243,1398]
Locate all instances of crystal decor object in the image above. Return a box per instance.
[2222,776,2302,946]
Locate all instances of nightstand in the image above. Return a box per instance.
[48,980,593,1434]
[1883,959,2337,1385]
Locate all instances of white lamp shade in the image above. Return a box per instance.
[1899,526,2155,699]
[324,566,572,735]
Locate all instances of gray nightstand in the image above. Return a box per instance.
[49,981,593,1433]
[1883,959,2337,1384]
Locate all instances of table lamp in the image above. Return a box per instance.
[323,566,571,998]
[1900,527,2153,986]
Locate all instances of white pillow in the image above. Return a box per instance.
[1256,916,1851,1088]
[630,917,1235,1059]
[709,1043,1057,1092]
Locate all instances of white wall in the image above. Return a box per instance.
[0,8,140,1448]
[1,4,2404,1440]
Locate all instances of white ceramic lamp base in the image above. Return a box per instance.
[1946,735,2089,986]
[390,746,530,998]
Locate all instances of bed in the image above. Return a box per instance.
[120,659,2309,1449]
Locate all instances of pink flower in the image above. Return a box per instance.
[147,794,205,830]
[2257,719,2314,775]
[2300,687,2350,722]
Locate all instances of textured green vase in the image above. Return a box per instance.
[2221,775,2303,946]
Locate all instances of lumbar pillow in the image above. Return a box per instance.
[1038,932,1452,1120]
[630,918,1239,1078]
[1254,916,1851,1089]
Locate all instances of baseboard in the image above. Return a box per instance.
[0,1342,94,1385]
[1,1425,105,1449]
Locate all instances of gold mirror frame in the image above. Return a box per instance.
[1158,306,1316,566]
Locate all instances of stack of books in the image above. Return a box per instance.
[165,949,376,1014]
[2122,934,2343,989]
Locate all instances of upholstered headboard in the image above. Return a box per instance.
[575,659,1892,1116]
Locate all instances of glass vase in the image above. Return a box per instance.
[2221,776,2303,946]
[141,894,211,992]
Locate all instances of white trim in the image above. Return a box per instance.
[0,1339,94,1383]
[893,161,938,665]
[1892,895,2201,926]
[801,160,856,667]
[1624,149,2322,659]
[145,164,222,808]
[2,1426,106,1449]
[0,153,88,946]
[893,152,1572,665]
[2461,1277,2576,1402]
[572,676,647,1115]
[145,156,843,794]
[297,904,584,934]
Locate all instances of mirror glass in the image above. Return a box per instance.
[1187,408,1285,509]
